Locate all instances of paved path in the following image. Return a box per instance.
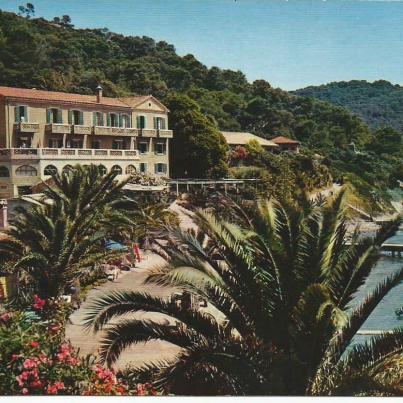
[65,252,181,370]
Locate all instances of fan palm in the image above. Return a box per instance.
[85,188,403,395]
[0,164,130,298]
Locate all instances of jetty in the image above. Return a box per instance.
[381,243,403,257]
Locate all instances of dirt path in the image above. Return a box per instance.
[65,252,181,370]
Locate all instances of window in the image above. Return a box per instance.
[155,142,166,155]
[16,165,37,177]
[66,139,83,148]
[44,165,58,176]
[154,117,166,130]
[98,165,107,175]
[154,163,167,175]
[112,139,126,150]
[121,114,131,128]
[139,163,148,173]
[91,140,101,149]
[48,138,63,148]
[15,106,28,123]
[47,108,62,124]
[93,112,104,126]
[17,136,31,148]
[125,165,136,175]
[108,113,119,127]
[111,165,122,174]
[137,115,146,129]
[138,142,148,154]
[62,165,74,175]
[69,110,84,125]
[0,166,10,177]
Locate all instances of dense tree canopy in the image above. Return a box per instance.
[0,9,401,198]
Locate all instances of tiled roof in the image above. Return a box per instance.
[221,131,278,147]
[121,95,169,111]
[0,86,131,108]
[271,136,300,145]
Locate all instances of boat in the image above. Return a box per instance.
[395,307,403,317]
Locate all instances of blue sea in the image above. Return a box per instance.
[350,225,403,347]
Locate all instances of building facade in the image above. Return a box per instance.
[0,86,173,198]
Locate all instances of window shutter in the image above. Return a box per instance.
[161,118,166,130]
[107,113,111,127]
[46,109,51,124]
[136,116,140,129]
[93,112,97,126]
[57,109,62,124]
[118,114,123,128]
[153,117,157,129]
[154,163,158,174]
[15,106,20,123]
[79,111,84,125]
[100,113,104,126]
[24,106,28,122]
[128,114,132,128]
[68,110,72,124]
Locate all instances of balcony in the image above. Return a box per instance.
[46,123,71,134]
[93,126,139,136]
[158,129,173,138]
[39,148,139,160]
[140,129,157,137]
[0,148,139,161]
[14,122,40,133]
[72,125,92,135]
[0,148,39,161]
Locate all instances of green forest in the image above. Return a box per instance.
[0,8,402,208]
[295,79,403,132]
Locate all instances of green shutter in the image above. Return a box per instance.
[24,106,28,122]
[68,110,72,124]
[136,116,140,129]
[93,112,97,126]
[15,106,20,123]
[79,111,84,125]
[154,163,158,174]
[100,113,104,126]
[128,114,132,128]
[107,113,111,127]
[46,109,51,124]
[161,118,166,130]
[57,109,62,123]
[118,114,123,128]
[153,117,157,129]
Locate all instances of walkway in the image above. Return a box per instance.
[65,253,181,370]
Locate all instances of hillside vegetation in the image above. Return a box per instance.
[0,9,401,207]
[294,80,403,132]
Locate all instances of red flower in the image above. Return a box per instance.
[33,295,46,310]
[23,358,39,370]
[47,381,65,395]
[22,388,29,395]
[30,341,39,348]
[11,354,20,362]
[49,324,61,334]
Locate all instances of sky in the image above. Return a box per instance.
[1,0,403,90]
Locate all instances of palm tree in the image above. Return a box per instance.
[85,189,403,395]
[0,165,130,298]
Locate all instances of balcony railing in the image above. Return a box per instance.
[72,125,92,135]
[0,148,139,161]
[140,129,157,137]
[158,129,173,138]
[0,148,39,161]
[14,122,40,132]
[45,123,71,134]
[93,126,140,136]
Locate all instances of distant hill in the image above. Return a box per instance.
[294,80,403,133]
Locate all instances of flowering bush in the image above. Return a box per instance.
[0,298,158,396]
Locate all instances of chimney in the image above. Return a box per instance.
[96,84,103,103]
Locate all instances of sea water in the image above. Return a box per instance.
[350,225,403,347]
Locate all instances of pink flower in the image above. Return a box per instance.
[29,380,42,389]
[47,381,64,395]
[22,388,29,395]
[0,312,11,322]
[30,341,39,348]
[23,358,39,370]
[11,354,20,362]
